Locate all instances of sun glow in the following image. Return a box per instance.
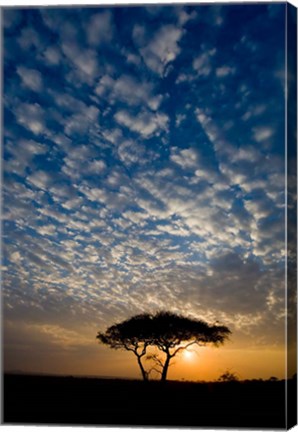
[183,350,195,361]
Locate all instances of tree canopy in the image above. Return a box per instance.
[97,311,231,381]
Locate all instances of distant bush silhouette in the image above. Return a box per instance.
[218,370,239,382]
[269,376,278,382]
[97,311,231,381]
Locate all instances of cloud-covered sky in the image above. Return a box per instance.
[3,3,288,379]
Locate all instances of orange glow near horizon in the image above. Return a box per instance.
[4,339,287,382]
[4,320,288,382]
[168,346,286,382]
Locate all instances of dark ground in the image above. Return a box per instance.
[3,374,296,428]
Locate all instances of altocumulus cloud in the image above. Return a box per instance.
[3,4,287,372]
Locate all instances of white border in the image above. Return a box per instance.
[0,0,297,8]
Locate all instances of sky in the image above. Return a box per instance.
[2,3,289,381]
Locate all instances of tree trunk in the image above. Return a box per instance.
[161,355,171,382]
[137,355,148,381]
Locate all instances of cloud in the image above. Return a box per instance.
[88,159,107,173]
[114,109,168,138]
[5,138,48,176]
[118,140,146,166]
[133,24,184,75]
[86,11,114,46]
[40,9,65,32]
[216,66,235,77]
[61,143,106,180]
[27,171,55,191]
[95,74,163,110]
[10,251,22,263]
[62,42,99,84]
[175,7,197,26]
[79,185,134,211]
[193,48,216,77]
[15,102,46,135]
[3,5,287,377]
[17,26,41,51]
[64,105,99,135]
[16,66,43,92]
[52,20,101,85]
[43,46,61,65]
[253,127,274,142]
[123,210,148,225]
[170,147,199,170]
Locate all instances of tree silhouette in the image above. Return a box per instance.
[218,370,239,382]
[96,314,153,381]
[97,311,231,382]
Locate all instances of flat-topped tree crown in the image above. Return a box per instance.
[97,311,231,381]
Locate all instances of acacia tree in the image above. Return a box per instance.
[96,314,153,381]
[97,311,231,382]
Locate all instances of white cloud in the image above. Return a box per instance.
[10,251,22,263]
[62,144,106,179]
[17,26,41,51]
[195,108,220,143]
[88,159,107,174]
[43,46,61,65]
[48,184,78,203]
[51,92,83,113]
[114,109,168,138]
[15,103,46,135]
[253,127,274,142]
[106,170,128,188]
[17,66,43,92]
[3,6,287,371]
[64,105,99,135]
[193,49,216,77]
[231,146,261,163]
[5,138,48,175]
[193,109,283,263]
[36,224,58,237]
[86,11,114,46]
[175,113,186,127]
[123,210,148,225]
[123,50,141,66]
[95,74,163,110]
[27,171,54,191]
[216,66,235,77]
[118,140,146,166]
[79,185,133,211]
[244,196,273,221]
[40,9,64,32]
[175,72,196,84]
[242,104,267,122]
[170,147,199,170]
[38,207,70,224]
[156,222,190,237]
[175,7,197,26]
[61,36,99,84]
[134,24,184,75]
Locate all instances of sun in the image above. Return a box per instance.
[183,350,195,361]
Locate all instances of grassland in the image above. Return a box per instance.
[3,373,296,428]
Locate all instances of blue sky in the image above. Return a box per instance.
[3,3,288,377]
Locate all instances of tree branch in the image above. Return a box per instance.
[123,343,137,353]
[148,366,162,378]
[171,340,198,357]
[146,354,164,369]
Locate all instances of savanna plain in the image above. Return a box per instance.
[4,373,296,428]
